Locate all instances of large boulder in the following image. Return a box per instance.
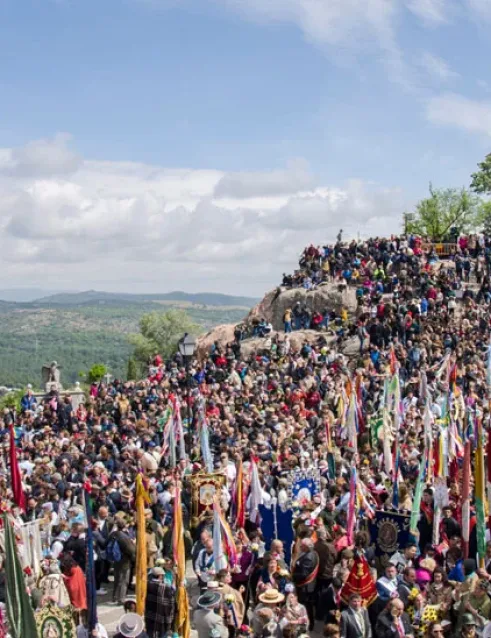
[240,330,336,358]
[246,284,357,331]
[196,323,236,359]
[342,336,361,357]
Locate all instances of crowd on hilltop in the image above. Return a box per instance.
[281,234,490,291]
[2,233,491,638]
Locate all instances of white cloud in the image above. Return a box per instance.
[466,0,491,21]
[420,52,459,82]
[213,159,314,198]
[216,0,398,49]
[0,133,82,177]
[0,136,406,295]
[405,0,449,25]
[426,93,491,137]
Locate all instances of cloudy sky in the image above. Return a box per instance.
[0,0,490,296]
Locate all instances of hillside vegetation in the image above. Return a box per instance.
[0,291,256,387]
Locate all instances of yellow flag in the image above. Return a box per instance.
[135,474,151,616]
[173,484,190,638]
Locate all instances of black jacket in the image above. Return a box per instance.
[111,530,136,563]
[63,535,86,571]
[340,607,372,638]
[292,550,319,594]
[375,610,414,638]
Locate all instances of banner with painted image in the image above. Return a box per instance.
[369,510,411,559]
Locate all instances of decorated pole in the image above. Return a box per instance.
[135,474,151,616]
[173,483,190,638]
[475,419,486,568]
[462,439,471,559]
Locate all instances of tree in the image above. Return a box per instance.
[0,389,24,412]
[471,153,491,195]
[128,309,200,364]
[126,357,138,381]
[82,363,108,384]
[478,200,491,235]
[406,184,480,241]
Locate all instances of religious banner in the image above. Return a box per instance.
[35,603,76,638]
[259,502,294,565]
[0,520,43,575]
[286,466,321,511]
[369,510,411,564]
[340,553,377,606]
[190,473,226,525]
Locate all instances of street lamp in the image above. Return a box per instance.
[178,333,196,456]
[178,333,197,360]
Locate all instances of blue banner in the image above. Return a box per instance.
[84,490,98,632]
[259,504,294,565]
[369,510,411,557]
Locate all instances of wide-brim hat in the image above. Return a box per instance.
[197,591,222,609]
[258,588,285,604]
[116,613,145,637]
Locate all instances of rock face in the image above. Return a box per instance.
[246,284,358,331]
[196,323,236,359]
[196,284,357,359]
[196,326,337,360]
[240,330,336,358]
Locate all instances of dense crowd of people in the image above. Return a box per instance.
[3,233,491,638]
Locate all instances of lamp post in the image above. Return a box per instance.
[178,333,196,455]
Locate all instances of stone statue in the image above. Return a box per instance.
[41,361,63,392]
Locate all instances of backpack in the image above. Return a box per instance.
[106,536,122,563]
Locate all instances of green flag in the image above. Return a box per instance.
[410,457,426,534]
[4,513,38,638]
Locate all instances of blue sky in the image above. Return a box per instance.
[0,0,490,294]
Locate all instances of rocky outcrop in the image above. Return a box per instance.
[240,330,336,358]
[196,326,337,360]
[246,284,357,331]
[341,336,361,357]
[196,283,359,359]
[196,323,236,359]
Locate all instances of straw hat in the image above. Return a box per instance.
[258,589,285,604]
[419,557,436,573]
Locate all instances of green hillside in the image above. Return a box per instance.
[0,293,256,388]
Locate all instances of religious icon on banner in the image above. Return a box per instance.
[36,603,76,638]
[286,466,321,511]
[199,484,215,506]
[369,510,411,568]
[191,473,226,525]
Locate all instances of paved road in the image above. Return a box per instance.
[99,563,325,637]
[98,561,200,637]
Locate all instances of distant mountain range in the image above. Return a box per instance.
[0,288,71,303]
[0,289,259,308]
[0,288,259,387]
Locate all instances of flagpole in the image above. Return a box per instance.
[135,474,151,616]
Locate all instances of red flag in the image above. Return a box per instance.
[389,346,397,375]
[9,425,25,512]
[341,553,377,606]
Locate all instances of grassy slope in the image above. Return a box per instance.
[0,300,250,387]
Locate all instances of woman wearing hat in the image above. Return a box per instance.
[251,589,285,636]
[193,590,228,638]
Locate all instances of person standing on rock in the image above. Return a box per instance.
[283,308,292,333]
[292,302,302,331]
